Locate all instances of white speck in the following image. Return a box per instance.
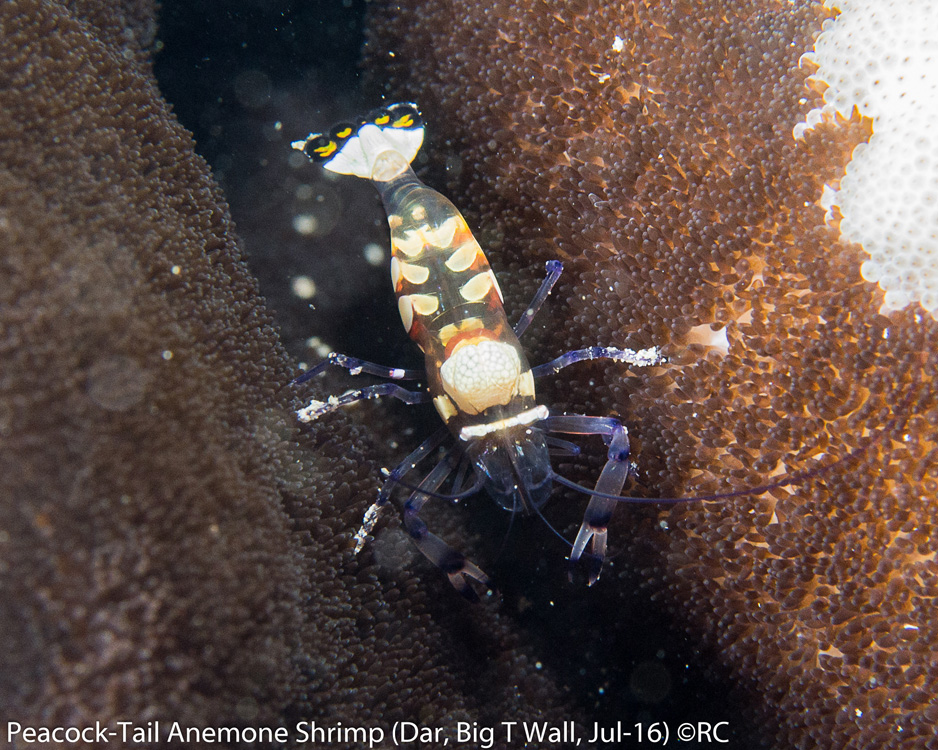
[363,242,385,266]
[535,661,543,670]
[291,275,317,299]
[349,366,363,376]
[391,368,406,379]
[902,624,919,630]
[161,350,173,360]
[293,214,318,235]
[170,265,181,275]
[612,35,624,52]
[274,121,282,131]
[855,709,863,718]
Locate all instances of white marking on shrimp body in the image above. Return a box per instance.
[399,261,430,284]
[439,340,523,415]
[393,230,424,257]
[458,271,495,302]
[459,405,550,441]
[398,295,414,332]
[445,240,480,272]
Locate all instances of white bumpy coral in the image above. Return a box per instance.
[795,0,938,317]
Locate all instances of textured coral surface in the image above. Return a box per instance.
[0,0,575,744]
[363,0,938,747]
[7,0,936,746]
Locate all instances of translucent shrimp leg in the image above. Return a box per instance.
[513,260,563,337]
[532,346,664,379]
[542,415,634,585]
[401,449,492,601]
[513,261,664,375]
[351,427,450,554]
[294,352,423,385]
[296,383,430,422]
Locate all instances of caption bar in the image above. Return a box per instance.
[8,719,731,746]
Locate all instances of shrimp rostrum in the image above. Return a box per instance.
[291,103,677,598]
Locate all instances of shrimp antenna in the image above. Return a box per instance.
[530,499,575,549]
[490,503,519,565]
[383,470,484,501]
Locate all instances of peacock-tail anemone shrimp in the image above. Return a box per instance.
[289,103,897,599]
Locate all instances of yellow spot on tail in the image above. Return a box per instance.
[410,294,439,316]
[375,114,390,125]
[335,127,353,138]
[393,114,414,128]
[398,295,414,332]
[445,240,481,272]
[459,271,495,302]
[400,261,430,284]
[314,141,337,157]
